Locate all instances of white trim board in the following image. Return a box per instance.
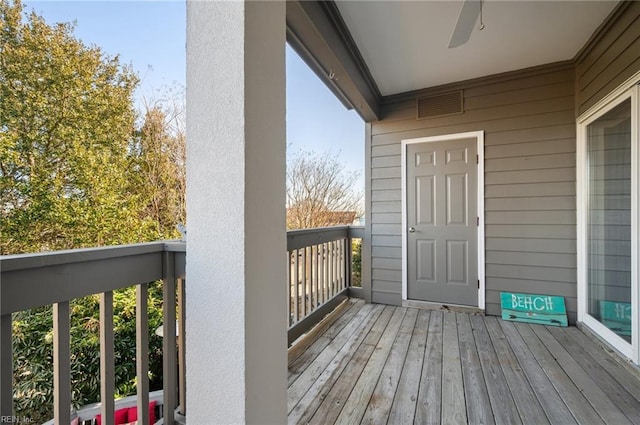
[401,131,485,310]
[576,80,640,364]
[577,69,640,123]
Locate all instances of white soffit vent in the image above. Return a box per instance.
[416,91,463,120]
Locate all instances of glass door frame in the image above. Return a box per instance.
[577,81,639,364]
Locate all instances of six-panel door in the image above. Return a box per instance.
[407,138,478,306]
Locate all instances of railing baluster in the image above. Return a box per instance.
[332,240,337,297]
[287,252,291,326]
[313,244,324,310]
[318,244,323,306]
[163,251,177,425]
[1,313,13,418]
[336,240,340,292]
[312,245,318,309]
[325,243,330,301]
[336,239,344,293]
[338,239,342,290]
[308,246,312,311]
[100,291,115,425]
[326,242,330,300]
[308,246,313,312]
[293,249,299,323]
[337,240,341,294]
[54,301,71,425]
[136,283,150,425]
[301,248,307,318]
[339,241,343,293]
[327,241,335,301]
[345,238,349,288]
[177,278,186,416]
[319,243,325,306]
[339,238,344,290]
[337,239,342,291]
[317,244,322,306]
[308,247,312,316]
[305,248,308,314]
[328,241,332,299]
[324,244,328,302]
[324,242,328,302]
[327,242,332,301]
[336,240,341,292]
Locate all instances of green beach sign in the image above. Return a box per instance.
[501,292,568,327]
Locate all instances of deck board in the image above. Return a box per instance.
[360,308,417,425]
[388,310,430,425]
[530,324,632,425]
[469,314,520,425]
[307,306,395,425]
[287,300,640,425]
[414,310,443,425]
[514,323,605,425]
[288,304,384,424]
[564,326,640,398]
[441,312,466,425]
[547,326,640,424]
[484,317,549,425]
[288,303,374,410]
[288,299,364,385]
[499,320,577,425]
[335,307,407,425]
[457,313,495,425]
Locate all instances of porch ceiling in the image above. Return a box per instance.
[335,0,617,97]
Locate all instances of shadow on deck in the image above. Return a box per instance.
[287,299,640,425]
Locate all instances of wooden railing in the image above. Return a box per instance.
[0,226,364,421]
[286,225,363,345]
[0,242,186,425]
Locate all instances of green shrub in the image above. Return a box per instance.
[351,239,362,287]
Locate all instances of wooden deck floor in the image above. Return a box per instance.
[287,299,640,425]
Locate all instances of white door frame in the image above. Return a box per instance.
[577,71,640,364]
[401,131,485,309]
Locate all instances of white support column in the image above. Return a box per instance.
[185,1,287,424]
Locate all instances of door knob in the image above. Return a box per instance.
[408,227,416,233]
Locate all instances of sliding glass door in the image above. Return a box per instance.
[578,84,638,363]
[586,99,632,343]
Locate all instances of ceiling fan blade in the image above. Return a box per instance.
[448,0,481,48]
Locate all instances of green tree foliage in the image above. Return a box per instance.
[0,2,184,421]
[0,0,157,254]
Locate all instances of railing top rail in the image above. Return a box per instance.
[348,226,365,239]
[1,241,185,272]
[287,226,350,251]
[286,225,350,237]
[163,240,187,253]
[1,241,185,315]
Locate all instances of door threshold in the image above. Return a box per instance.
[402,299,484,315]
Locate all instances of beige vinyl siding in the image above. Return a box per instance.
[369,66,579,320]
[577,1,640,115]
